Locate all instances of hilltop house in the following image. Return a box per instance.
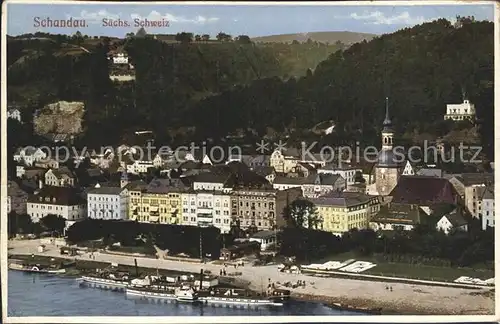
[444,99,476,121]
[7,107,22,123]
[13,147,47,167]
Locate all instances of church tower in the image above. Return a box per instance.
[375,97,401,198]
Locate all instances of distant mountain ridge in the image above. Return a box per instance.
[251,31,377,44]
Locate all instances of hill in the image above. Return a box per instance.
[252,31,376,44]
[189,18,494,158]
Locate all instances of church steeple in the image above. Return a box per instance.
[383,97,391,127]
[381,97,394,150]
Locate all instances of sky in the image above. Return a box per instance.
[6,2,496,38]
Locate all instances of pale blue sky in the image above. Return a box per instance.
[6,2,495,37]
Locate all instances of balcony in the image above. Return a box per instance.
[197,213,213,224]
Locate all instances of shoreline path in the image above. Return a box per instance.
[7,239,495,315]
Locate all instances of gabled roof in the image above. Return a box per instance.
[303,173,343,186]
[441,210,468,227]
[273,176,306,185]
[192,172,230,184]
[481,185,494,200]
[459,173,494,187]
[146,178,189,193]
[389,176,458,205]
[28,186,85,205]
[310,191,371,207]
[253,166,275,177]
[87,186,124,195]
[416,168,443,178]
[371,203,425,225]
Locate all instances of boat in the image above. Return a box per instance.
[197,287,288,307]
[8,262,66,274]
[77,271,132,291]
[174,284,198,303]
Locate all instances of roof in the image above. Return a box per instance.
[7,180,29,197]
[251,230,276,239]
[28,186,85,205]
[273,176,306,185]
[192,172,229,184]
[389,176,458,205]
[146,178,189,193]
[253,166,275,176]
[481,185,494,200]
[459,173,494,187]
[310,191,371,207]
[303,173,343,186]
[224,171,272,190]
[47,167,74,179]
[371,203,424,225]
[441,210,468,227]
[124,180,148,191]
[86,186,124,195]
[416,168,443,178]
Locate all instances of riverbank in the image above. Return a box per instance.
[7,239,495,315]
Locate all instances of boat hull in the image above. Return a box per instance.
[78,276,130,292]
[9,264,66,274]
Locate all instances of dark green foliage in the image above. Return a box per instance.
[65,219,222,259]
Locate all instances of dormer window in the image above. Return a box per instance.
[53,197,56,203]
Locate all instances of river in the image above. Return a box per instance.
[8,270,365,316]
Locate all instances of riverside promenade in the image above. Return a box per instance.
[7,239,495,315]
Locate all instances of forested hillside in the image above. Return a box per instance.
[189,18,494,157]
[7,18,494,159]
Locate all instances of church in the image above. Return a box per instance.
[366,98,402,202]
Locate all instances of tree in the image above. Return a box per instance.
[235,35,252,44]
[40,214,66,235]
[175,32,194,43]
[216,32,232,42]
[195,35,202,42]
[283,199,322,229]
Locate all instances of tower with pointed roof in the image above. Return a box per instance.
[375,97,401,198]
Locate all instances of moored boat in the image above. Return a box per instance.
[9,262,66,274]
[77,270,132,291]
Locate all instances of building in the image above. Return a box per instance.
[416,167,443,178]
[389,176,458,214]
[7,108,22,123]
[87,186,129,220]
[249,230,277,251]
[311,192,372,236]
[126,160,155,174]
[252,166,276,183]
[401,161,415,176]
[44,168,76,187]
[13,147,47,167]
[270,148,330,174]
[181,191,232,233]
[26,186,86,223]
[317,164,362,186]
[112,53,129,64]
[127,178,185,224]
[436,210,468,234]
[444,99,476,121]
[192,173,231,191]
[273,173,346,198]
[7,180,29,214]
[480,185,494,230]
[230,187,302,231]
[301,173,346,198]
[374,98,402,199]
[370,203,426,231]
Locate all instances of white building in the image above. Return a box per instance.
[45,168,75,187]
[401,161,415,176]
[480,186,494,230]
[436,210,468,235]
[249,230,277,251]
[126,160,155,174]
[192,173,230,192]
[317,164,362,186]
[13,147,47,167]
[87,186,129,220]
[444,100,476,121]
[112,53,129,64]
[27,186,86,223]
[181,191,232,233]
[8,108,22,123]
[273,174,346,198]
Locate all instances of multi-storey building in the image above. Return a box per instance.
[181,191,232,233]
[26,186,86,223]
[311,192,372,236]
[272,173,346,198]
[128,178,185,224]
[480,185,494,230]
[44,168,76,187]
[317,164,362,186]
[87,186,129,220]
[230,187,302,231]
